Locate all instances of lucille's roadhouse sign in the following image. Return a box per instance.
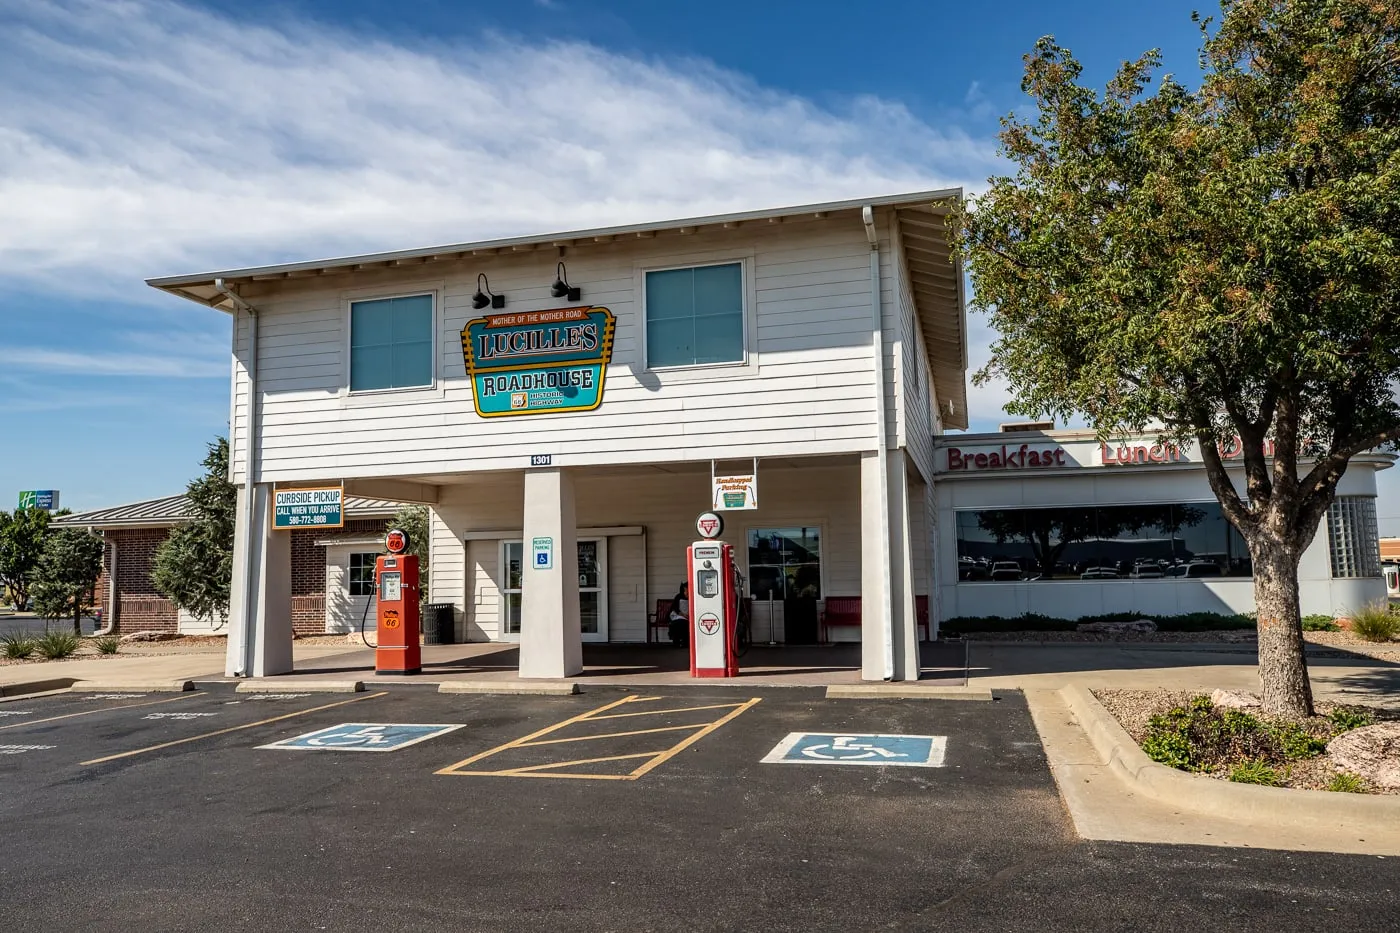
[460,306,616,417]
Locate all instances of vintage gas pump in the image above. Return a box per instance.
[375,528,421,675]
[687,511,739,678]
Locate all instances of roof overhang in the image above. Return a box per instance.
[891,203,968,429]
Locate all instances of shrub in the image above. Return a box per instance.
[1348,603,1400,643]
[93,635,119,655]
[35,629,81,659]
[1328,707,1375,733]
[1,631,37,659]
[1228,759,1280,786]
[1152,613,1255,632]
[1141,695,1331,773]
[1302,614,1341,632]
[1327,772,1369,794]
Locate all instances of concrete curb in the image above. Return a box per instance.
[235,681,365,694]
[438,681,580,696]
[1,677,78,697]
[825,685,993,701]
[1062,683,1400,833]
[70,680,194,693]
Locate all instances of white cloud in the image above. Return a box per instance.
[0,0,1000,304]
[0,347,224,378]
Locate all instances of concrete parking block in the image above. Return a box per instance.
[70,681,194,693]
[438,681,579,696]
[825,684,993,701]
[235,680,365,694]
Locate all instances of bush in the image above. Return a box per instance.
[1327,772,1369,794]
[1328,707,1375,733]
[93,635,119,655]
[1302,614,1341,632]
[941,611,1255,634]
[1151,613,1255,632]
[1,631,37,659]
[1228,759,1280,786]
[1348,603,1400,643]
[940,614,1078,634]
[1141,695,1330,773]
[35,629,81,659]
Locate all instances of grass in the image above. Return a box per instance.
[35,629,82,660]
[1348,603,1400,643]
[93,635,120,655]
[1228,759,1281,786]
[1327,772,1370,794]
[1142,695,1328,773]
[1,631,37,659]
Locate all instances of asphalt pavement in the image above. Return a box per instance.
[0,685,1395,931]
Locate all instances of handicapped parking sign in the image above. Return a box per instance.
[761,732,947,768]
[259,723,465,753]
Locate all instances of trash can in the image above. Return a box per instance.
[423,603,456,645]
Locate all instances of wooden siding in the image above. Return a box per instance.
[229,215,905,485]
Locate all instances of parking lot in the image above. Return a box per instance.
[1,684,1397,931]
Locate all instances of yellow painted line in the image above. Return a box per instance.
[496,751,660,774]
[81,692,388,766]
[517,722,710,748]
[0,693,195,732]
[584,702,750,722]
[625,697,762,780]
[435,694,643,774]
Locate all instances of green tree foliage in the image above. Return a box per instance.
[32,528,105,634]
[153,438,237,628]
[954,0,1400,718]
[390,504,430,603]
[0,507,51,610]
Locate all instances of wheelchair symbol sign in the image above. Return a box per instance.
[761,732,947,767]
[259,723,465,752]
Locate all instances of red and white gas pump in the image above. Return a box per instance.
[687,511,739,678]
[375,528,421,675]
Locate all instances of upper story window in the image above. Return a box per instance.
[645,262,744,368]
[349,294,434,391]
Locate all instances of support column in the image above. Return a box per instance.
[519,468,581,679]
[225,483,292,677]
[860,451,918,681]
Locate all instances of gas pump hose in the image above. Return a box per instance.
[357,595,378,649]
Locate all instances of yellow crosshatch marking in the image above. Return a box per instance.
[436,694,761,781]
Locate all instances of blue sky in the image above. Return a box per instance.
[1,0,1396,531]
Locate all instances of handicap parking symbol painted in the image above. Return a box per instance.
[259,723,465,753]
[761,733,947,767]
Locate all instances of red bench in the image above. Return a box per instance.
[820,596,931,643]
[647,599,673,644]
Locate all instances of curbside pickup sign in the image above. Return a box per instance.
[273,486,344,529]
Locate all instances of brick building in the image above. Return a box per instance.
[57,496,399,635]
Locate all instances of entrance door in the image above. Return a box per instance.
[500,538,608,642]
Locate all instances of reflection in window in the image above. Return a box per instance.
[1328,497,1381,579]
[348,553,378,597]
[955,503,1251,581]
[747,528,821,601]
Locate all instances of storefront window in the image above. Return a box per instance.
[1327,497,1381,579]
[348,553,377,597]
[747,528,821,600]
[955,503,1251,581]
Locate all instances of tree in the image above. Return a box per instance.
[32,528,105,634]
[0,507,51,611]
[953,0,1400,717]
[153,438,237,629]
[390,504,430,604]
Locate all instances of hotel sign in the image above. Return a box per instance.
[461,306,616,418]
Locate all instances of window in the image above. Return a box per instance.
[1328,497,1381,579]
[954,503,1252,581]
[502,542,524,635]
[645,262,744,368]
[747,527,822,600]
[349,293,434,391]
[348,553,377,597]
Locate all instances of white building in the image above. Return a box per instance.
[149,192,966,680]
[935,429,1391,620]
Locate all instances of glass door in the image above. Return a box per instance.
[500,538,607,642]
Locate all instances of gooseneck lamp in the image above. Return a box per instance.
[472,273,505,310]
[550,262,581,302]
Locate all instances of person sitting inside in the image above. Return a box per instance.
[668,582,689,648]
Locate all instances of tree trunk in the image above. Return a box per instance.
[1250,538,1313,719]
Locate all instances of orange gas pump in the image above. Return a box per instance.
[375,528,421,675]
